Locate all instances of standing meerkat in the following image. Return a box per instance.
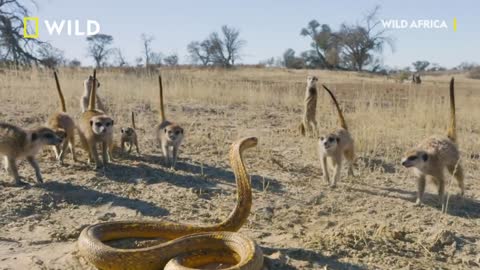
[47,71,77,164]
[156,75,184,169]
[0,123,62,185]
[80,75,105,113]
[401,78,463,213]
[77,70,115,169]
[299,76,319,136]
[318,84,355,188]
[120,112,140,154]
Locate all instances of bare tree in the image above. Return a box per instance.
[163,53,179,66]
[210,25,245,67]
[140,33,154,67]
[335,5,394,71]
[0,0,45,66]
[187,25,245,68]
[86,34,114,67]
[187,40,213,66]
[113,48,127,67]
[37,43,65,68]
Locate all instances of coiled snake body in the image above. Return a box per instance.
[78,137,263,270]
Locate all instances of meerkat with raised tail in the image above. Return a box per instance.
[46,71,77,164]
[318,84,355,188]
[0,123,62,185]
[156,75,184,169]
[77,70,115,169]
[401,78,464,213]
[80,75,105,113]
[120,112,140,154]
[299,76,319,136]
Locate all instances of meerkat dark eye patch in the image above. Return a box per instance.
[44,133,54,139]
[106,122,111,127]
[422,154,428,161]
[31,133,38,141]
[328,137,335,142]
[407,156,417,161]
[175,130,180,135]
[95,122,102,127]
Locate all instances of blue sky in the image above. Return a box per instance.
[32,0,479,68]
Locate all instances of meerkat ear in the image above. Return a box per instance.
[180,128,184,134]
[336,137,340,143]
[320,136,324,141]
[90,120,93,127]
[121,128,125,133]
[111,120,114,125]
[422,153,428,161]
[31,132,38,141]
[164,128,168,133]
[89,75,93,79]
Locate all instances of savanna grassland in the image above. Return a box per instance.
[0,67,479,269]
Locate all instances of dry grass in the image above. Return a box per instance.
[0,67,479,269]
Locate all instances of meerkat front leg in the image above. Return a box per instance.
[89,142,101,169]
[331,157,342,188]
[102,142,109,165]
[26,156,43,183]
[416,174,426,206]
[436,177,446,213]
[320,155,330,184]
[57,140,69,164]
[172,144,179,169]
[69,136,77,162]
[134,137,140,154]
[162,142,170,166]
[448,164,464,196]
[5,157,24,185]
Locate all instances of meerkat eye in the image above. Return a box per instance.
[106,122,111,127]
[95,122,102,127]
[407,156,417,161]
[175,130,180,135]
[44,133,53,139]
[328,137,335,142]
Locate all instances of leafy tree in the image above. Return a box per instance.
[163,53,179,66]
[283,48,304,69]
[300,20,336,68]
[412,60,430,72]
[335,6,394,71]
[86,34,114,67]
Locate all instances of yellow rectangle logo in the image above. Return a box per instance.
[23,17,39,38]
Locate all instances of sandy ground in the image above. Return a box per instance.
[0,68,479,270]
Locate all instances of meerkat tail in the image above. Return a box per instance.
[158,74,166,123]
[88,69,97,111]
[131,111,136,129]
[53,71,66,113]
[447,77,456,142]
[322,84,348,130]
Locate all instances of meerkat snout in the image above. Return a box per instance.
[34,128,63,145]
[401,151,428,168]
[90,118,114,135]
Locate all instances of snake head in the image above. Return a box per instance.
[240,137,258,150]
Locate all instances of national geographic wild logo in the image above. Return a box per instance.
[23,17,101,38]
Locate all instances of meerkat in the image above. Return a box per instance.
[318,85,355,188]
[401,78,463,213]
[80,74,105,113]
[299,76,319,136]
[120,112,140,154]
[46,71,77,164]
[412,73,422,84]
[155,75,184,169]
[0,123,62,185]
[77,70,115,169]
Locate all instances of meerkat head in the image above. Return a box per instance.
[88,75,101,89]
[401,149,429,170]
[53,128,67,144]
[319,134,339,152]
[90,115,114,135]
[31,127,63,146]
[164,124,183,143]
[121,127,135,137]
[307,75,318,88]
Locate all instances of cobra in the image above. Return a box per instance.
[78,137,264,270]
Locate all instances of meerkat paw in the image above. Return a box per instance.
[15,179,29,186]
